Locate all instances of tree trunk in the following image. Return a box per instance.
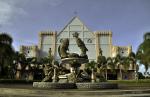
[16,70,21,80]
[28,71,34,80]
[120,68,122,80]
[105,69,107,80]
[0,57,5,77]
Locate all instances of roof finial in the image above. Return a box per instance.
[74,11,78,16]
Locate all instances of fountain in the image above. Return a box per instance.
[33,32,118,89]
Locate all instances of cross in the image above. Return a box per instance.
[74,11,78,16]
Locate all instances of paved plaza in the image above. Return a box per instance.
[0,85,150,97]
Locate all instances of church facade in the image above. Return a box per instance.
[20,17,135,80]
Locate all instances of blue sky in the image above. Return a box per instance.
[1,0,150,72]
[0,0,150,52]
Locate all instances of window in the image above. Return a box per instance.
[87,39,92,43]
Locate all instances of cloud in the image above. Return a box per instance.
[0,1,12,25]
[33,0,64,7]
[48,0,64,6]
[0,0,26,26]
[0,0,64,27]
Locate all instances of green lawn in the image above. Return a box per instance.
[108,79,150,87]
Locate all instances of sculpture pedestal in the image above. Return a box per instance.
[76,82,118,89]
[61,58,89,83]
[33,82,118,89]
[33,82,76,89]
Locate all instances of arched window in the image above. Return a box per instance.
[87,39,92,43]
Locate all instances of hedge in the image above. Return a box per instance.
[108,79,150,86]
[108,79,150,83]
[0,79,41,84]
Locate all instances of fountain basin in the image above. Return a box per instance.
[33,82,76,89]
[76,82,118,89]
[61,58,89,65]
[33,82,118,89]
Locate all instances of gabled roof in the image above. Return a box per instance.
[57,16,93,36]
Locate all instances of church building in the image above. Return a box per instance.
[20,17,136,80]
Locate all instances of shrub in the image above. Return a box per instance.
[0,79,41,84]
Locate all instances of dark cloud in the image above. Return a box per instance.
[0,0,27,26]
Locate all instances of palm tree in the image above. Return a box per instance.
[97,55,107,79]
[85,61,96,75]
[85,61,97,82]
[107,57,114,69]
[26,57,38,80]
[114,53,135,80]
[128,52,138,80]
[122,57,130,71]
[102,63,108,80]
[41,57,52,66]
[0,33,14,77]
[136,32,150,72]
[129,52,136,69]
[106,57,115,80]
[86,61,97,70]
[14,52,26,68]
[0,33,13,44]
[85,60,97,75]
[128,52,140,80]
[113,54,121,79]
[13,52,26,79]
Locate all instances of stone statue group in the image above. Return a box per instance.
[42,60,66,82]
[58,32,88,59]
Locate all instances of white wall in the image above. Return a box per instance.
[56,17,96,61]
[99,35,111,58]
[40,35,54,57]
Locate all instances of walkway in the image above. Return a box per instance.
[0,87,150,97]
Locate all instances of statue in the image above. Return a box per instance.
[42,61,60,82]
[99,48,103,56]
[72,32,88,59]
[68,69,77,83]
[52,61,59,82]
[58,38,69,59]
[42,64,53,82]
[48,48,52,57]
[58,32,88,59]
